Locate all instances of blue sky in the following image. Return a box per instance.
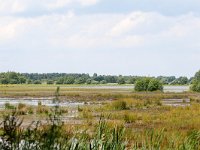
[0,0,200,77]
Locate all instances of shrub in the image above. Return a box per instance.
[47,80,54,84]
[5,102,15,110]
[134,77,163,92]
[191,70,200,92]
[91,80,99,84]
[148,78,163,91]
[86,79,92,84]
[28,106,34,114]
[191,79,200,92]
[100,80,107,84]
[134,78,150,91]
[33,80,42,84]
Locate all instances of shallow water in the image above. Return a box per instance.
[0,98,84,108]
[162,98,190,106]
[163,86,189,93]
[74,85,190,93]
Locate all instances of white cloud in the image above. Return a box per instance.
[1,11,200,51]
[109,12,147,37]
[0,0,99,15]
[0,17,27,41]
[78,0,99,6]
[0,0,26,13]
[46,0,99,10]
[46,0,72,10]
[0,11,200,76]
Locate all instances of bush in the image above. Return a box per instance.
[191,70,200,92]
[134,78,163,92]
[191,79,200,92]
[86,79,92,84]
[134,78,151,91]
[148,78,163,91]
[91,80,99,84]
[100,80,107,84]
[27,79,32,84]
[47,80,54,84]
[33,80,42,84]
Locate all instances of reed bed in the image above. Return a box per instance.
[0,110,200,150]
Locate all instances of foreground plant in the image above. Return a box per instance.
[1,110,200,150]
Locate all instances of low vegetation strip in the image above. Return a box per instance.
[0,72,192,86]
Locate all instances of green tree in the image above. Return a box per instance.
[0,72,27,84]
[33,80,42,84]
[191,70,200,92]
[194,70,200,81]
[56,78,64,84]
[117,77,125,84]
[0,78,9,84]
[170,76,188,85]
[9,79,18,84]
[64,76,75,84]
[19,76,26,84]
[74,77,86,84]
[127,77,136,84]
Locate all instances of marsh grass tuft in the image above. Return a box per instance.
[111,100,127,110]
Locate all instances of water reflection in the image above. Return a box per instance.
[0,98,84,108]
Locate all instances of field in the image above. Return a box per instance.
[0,84,200,149]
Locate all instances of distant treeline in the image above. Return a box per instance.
[0,72,193,85]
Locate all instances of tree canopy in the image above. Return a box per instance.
[0,72,192,85]
[0,72,26,84]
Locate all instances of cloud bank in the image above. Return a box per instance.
[0,1,199,77]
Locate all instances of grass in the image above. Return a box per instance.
[0,84,191,100]
[110,100,128,110]
[1,110,200,150]
[0,84,200,149]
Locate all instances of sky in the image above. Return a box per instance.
[0,0,200,77]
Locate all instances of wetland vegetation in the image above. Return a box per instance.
[0,70,199,149]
